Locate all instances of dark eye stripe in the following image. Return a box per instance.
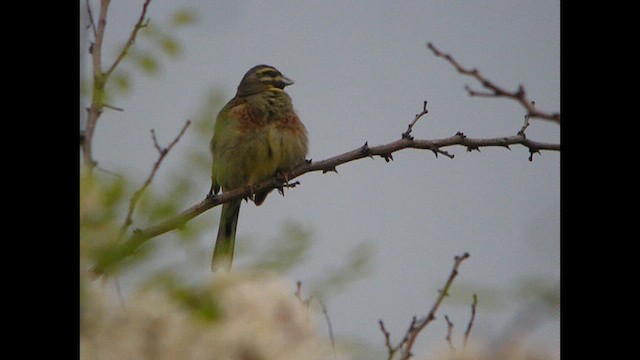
[264,71,280,78]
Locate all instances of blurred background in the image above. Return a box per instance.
[80,0,559,358]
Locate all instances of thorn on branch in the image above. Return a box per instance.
[104,103,124,112]
[466,145,480,153]
[528,147,541,162]
[322,167,338,174]
[380,153,394,162]
[500,138,512,150]
[360,141,371,157]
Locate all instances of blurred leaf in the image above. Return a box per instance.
[171,9,197,27]
[111,71,131,94]
[137,53,159,75]
[160,36,181,57]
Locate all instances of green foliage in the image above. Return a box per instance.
[170,9,197,27]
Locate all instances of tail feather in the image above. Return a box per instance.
[211,200,241,272]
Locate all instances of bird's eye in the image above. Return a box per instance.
[263,70,280,79]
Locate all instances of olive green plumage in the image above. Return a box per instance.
[210,65,308,272]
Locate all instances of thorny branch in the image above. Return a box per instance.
[90,128,559,273]
[379,253,471,360]
[427,42,560,123]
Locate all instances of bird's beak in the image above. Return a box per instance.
[282,76,294,87]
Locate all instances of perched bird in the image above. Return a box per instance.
[209,65,309,272]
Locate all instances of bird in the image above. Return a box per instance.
[209,65,309,272]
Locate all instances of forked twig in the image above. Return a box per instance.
[119,120,191,238]
[379,253,470,359]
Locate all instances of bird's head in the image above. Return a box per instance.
[236,65,294,97]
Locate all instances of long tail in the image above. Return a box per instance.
[211,200,241,272]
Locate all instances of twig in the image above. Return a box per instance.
[402,100,429,139]
[379,253,470,360]
[103,103,124,112]
[85,0,97,38]
[104,0,153,79]
[379,320,400,359]
[319,300,337,358]
[463,293,478,349]
[444,315,455,351]
[295,282,335,357]
[401,253,470,359]
[518,101,534,135]
[294,281,313,309]
[119,120,191,239]
[427,43,560,123]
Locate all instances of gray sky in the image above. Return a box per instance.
[81,0,559,357]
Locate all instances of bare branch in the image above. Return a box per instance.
[427,43,560,123]
[463,293,478,349]
[319,300,337,358]
[444,315,455,351]
[378,253,470,360]
[83,0,111,170]
[294,282,336,358]
[400,253,470,359]
[82,0,154,171]
[379,320,400,359]
[104,0,153,79]
[85,0,97,38]
[119,120,191,238]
